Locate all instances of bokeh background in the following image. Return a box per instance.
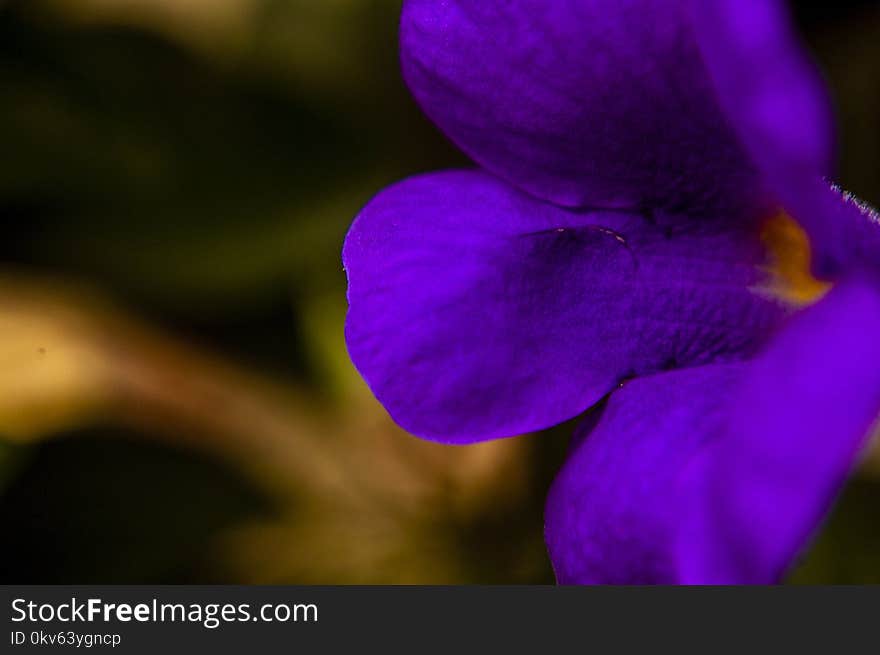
[0,0,878,584]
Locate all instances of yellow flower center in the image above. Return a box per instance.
[760,211,831,306]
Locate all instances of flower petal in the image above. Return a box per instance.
[545,278,880,584]
[400,0,763,214]
[691,0,836,181]
[678,277,880,583]
[692,0,880,276]
[545,364,745,584]
[344,170,779,443]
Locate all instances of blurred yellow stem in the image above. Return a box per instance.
[0,273,366,506]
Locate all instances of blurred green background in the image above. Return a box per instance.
[0,0,878,584]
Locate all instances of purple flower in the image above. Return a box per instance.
[342,0,880,583]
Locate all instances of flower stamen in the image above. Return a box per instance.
[761,211,832,306]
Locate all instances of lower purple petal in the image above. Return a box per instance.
[546,278,880,584]
[545,364,744,584]
[678,277,880,583]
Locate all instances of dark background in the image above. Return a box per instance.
[0,0,878,584]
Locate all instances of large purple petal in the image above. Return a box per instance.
[344,170,779,443]
[692,0,880,276]
[678,277,880,583]
[400,0,764,215]
[545,278,880,584]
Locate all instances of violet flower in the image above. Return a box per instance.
[342,0,880,583]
